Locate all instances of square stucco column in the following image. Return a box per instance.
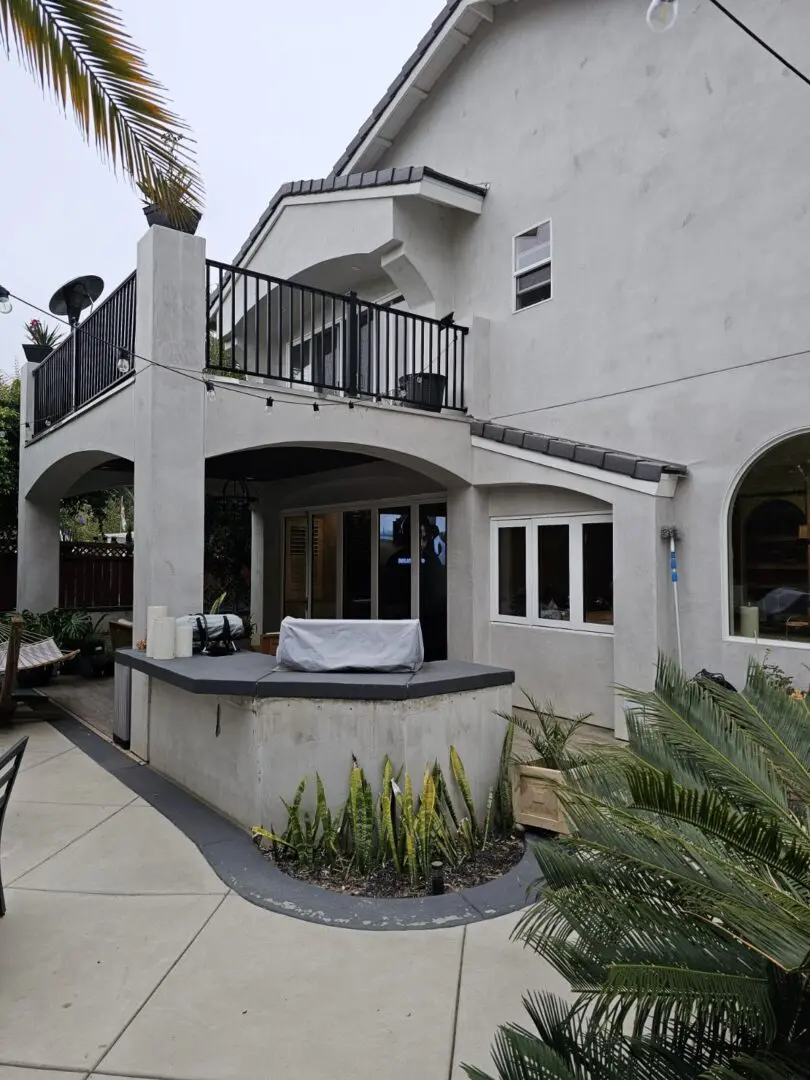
[250,489,282,638]
[131,226,206,758]
[611,489,676,740]
[16,499,60,611]
[16,362,60,612]
[446,485,491,663]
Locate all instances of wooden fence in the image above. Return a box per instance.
[0,539,133,612]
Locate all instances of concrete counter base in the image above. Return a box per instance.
[148,680,513,829]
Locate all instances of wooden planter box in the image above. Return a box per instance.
[259,632,280,656]
[512,763,568,834]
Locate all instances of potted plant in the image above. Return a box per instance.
[399,372,447,412]
[22,319,61,364]
[498,692,591,834]
[137,134,202,235]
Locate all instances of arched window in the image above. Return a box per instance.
[731,434,810,642]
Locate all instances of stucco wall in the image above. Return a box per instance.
[488,485,610,518]
[376,0,810,440]
[373,0,810,684]
[490,621,614,727]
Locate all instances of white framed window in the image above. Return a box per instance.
[491,514,613,632]
[513,221,552,311]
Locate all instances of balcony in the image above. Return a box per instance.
[206,260,468,413]
[31,273,136,436]
[28,259,468,438]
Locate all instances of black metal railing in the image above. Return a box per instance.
[31,272,136,435]
[206,260,467,412]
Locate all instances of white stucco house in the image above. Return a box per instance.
[16,0,810,751]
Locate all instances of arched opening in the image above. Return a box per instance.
[730,433,810,642]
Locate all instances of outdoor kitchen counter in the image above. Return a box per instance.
[117,649,515,831]
[115,649,515,699]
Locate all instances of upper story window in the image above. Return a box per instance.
[514,221,551,311]
[491,513,613,632]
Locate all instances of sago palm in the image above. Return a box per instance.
[0,0,202,221]
[465,657,810,1080]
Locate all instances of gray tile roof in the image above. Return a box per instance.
[470,421,687,483]
[331,0,466,178]
[231,165,487,268]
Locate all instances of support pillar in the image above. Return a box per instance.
[446,485,491,664]
[131,225,206,758]
[16,496,60,612]
[611,490,675,740]
[250,500,264,644]
[16,362,60,612]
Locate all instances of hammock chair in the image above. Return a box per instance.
[0,617,78,719]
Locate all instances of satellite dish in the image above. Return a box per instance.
[49,275,104,328]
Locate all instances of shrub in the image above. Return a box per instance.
[253,739,512,887]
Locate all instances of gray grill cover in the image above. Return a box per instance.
[276,618,424,673]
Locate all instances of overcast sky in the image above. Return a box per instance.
[0,0,444,374]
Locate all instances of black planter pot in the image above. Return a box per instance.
[22,344,53,364]
[143,203,202,235]
[399,372,447,413]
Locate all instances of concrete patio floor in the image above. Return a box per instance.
[0,720,571,1080]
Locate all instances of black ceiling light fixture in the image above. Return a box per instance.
[219,478,254,509]
[49,274,104,328]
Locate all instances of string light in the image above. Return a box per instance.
[117,348,131,375]
[205,380,216,400]
[264,396,274,412]
[312,402,320,413]
[646,0,677,32]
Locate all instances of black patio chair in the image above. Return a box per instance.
[0,735,28,917]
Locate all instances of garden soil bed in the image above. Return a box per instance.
[260,835,526,899]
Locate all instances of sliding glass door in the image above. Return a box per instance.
[281,501,447,658]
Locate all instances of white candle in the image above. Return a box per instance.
[740,605,759,639]
[146,605,168,657]
[151,616,176,660]
[175,623,194,659]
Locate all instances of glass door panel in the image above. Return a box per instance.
[343,510,372,619]
[283,515,308,618]
[311,513,339,618]
[419,503,447,661]
[378,507,411,619]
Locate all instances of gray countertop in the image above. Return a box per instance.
[115,649,515,700]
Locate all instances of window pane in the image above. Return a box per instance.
[379,508,411,619]
[283,516,308,618]
[310,513,339,619]
[538,525,569,620]
[497,527,526,617]
[419,503,447,661]
[515,222,551,272]
[583,522,613,625]
[516,264,552,309]
[343,510,372,619]
[731,432,810,642]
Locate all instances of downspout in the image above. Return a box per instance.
[661,527,683,668]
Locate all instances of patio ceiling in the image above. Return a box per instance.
[93,448,374,484]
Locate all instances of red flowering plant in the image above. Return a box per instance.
[25,319,62,349]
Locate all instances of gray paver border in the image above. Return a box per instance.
[48,713,539,930]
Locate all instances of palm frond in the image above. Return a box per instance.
[0,0,203,221]
[619,657,794,818]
